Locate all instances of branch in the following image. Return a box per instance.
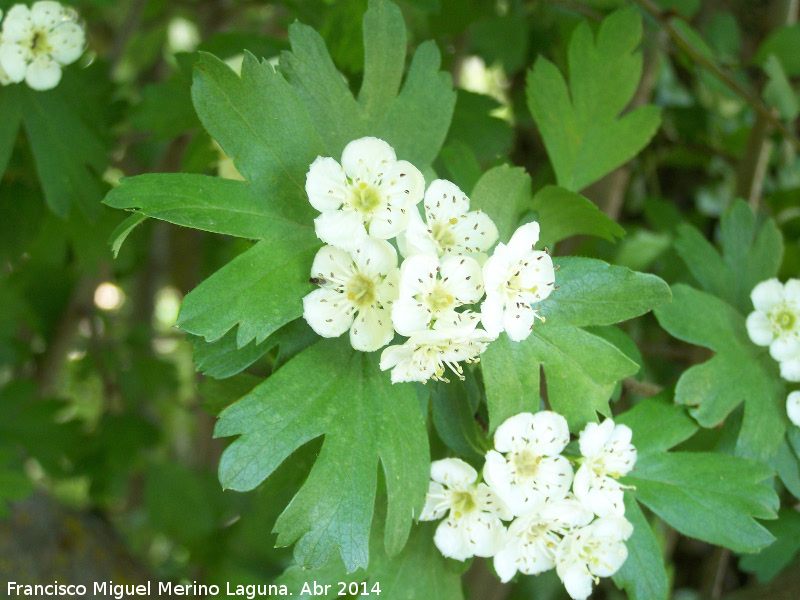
[632,0,800,151]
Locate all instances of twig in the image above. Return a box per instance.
[632,0,800,151]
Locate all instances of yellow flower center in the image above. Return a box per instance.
[432,219,457,249]
[31,30,52,56]
[346,273,377,307]
[772,307,797,333]
[450,491,476,518]
[427,283,455,312]
[350,182,382,214]
[513,449,541,478]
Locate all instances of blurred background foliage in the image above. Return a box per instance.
[1,0,800,598]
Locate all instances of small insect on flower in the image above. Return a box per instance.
[308,277,328,286]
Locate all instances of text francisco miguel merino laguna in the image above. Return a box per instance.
[7,581,299,598]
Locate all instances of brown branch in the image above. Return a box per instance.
[632,0,800,151]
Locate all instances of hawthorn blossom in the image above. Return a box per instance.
[481,222,555,342]
[745,278,800,364]
[788,391,800,427]
[305,137,424,250]
[400,179,498,260]
[572,419,637,517]
[555,517,633,600]
[302,238,398,352]
[379,313,492,384]
[420,458,512,561]
[0,2,85,91]
[493,494,593,582]
[391,253,484,336]
[483,412,573,516]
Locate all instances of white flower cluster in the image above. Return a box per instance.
[0,1,85,91]
[302,137,555,383]
[420,412,637,600]
[745,279,800,425]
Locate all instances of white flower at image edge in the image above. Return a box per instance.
[305,137,425,250]
[481,221,555,341]
[788,391,800,427]
[302,238,399,352]
[556,517,633,600]
[419,458,512,561]
[493,494,593,583]
[391,253,484,336]
[0,1,85,91]
[572,419,637,517]
[379,313,493,383]
[400,179,498,260]
[745,278,800,363]
[483,411,573,516]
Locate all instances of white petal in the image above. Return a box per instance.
[0,43,29,83]
[341,137,396,183]
[494,413,537,452]
[48,21,85,65]
[431,458,478,487]
[314,210,367,251]
[558,561,594,600]
[751,278,784,312]
[440,255,484,304]
[2,6,33,43]
[493,544,520,583]
[419,481,449,521]
[480,294,505,339]
[31,1,65,29]
[462,511,507,557]
[518,252,556,301]
[310,245,354,284]
[780,356,800,382]
[25,55,61,90]
[770,336,800,362]
[482,243,510,291]
[483,449,514,503]
[529,411,571,455]
[578,478,626,517]
[745,311,774,346]
[366,205,408,240]
[433,518,473,561]
[503,302,536,342]
[399,253,439,297]
[302,288,353,338]
[787,391,800,427]
[306,156,348,211]
[391,298,431,336]
[579,420,614,458]
[424,179,470,223]
[352,237,397,278]
[507,222,541,257]
[475,482,514,521]
[784,279,800,304]
[380,159,425,206]
[450,210,499,253]
[349,305,393,352]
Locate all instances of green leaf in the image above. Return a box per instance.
[359,0,406,123]
[22,86,107,219]
[470,164,532,243]
[431,378,486,460]
[767,437,800,499]
[444,90,514,168]
[655,284,786,461]
[616,392,699,456]
[191,51,324,217]
[192,327,273,379]
[177,237,318,345]
[526,7,661,191]
[215,338,428,572]
[626,451,778,553]
[755,24,800,77]
[108,212,148,259]
[0,86,22,180]
[105,173,310,240]
[674,199,783,315]
[483,258,669,431]
[612,495,669,600]
[739,508,800,582]
[763,54,800,121]
[532,185,625,248]
[0,448,32,517]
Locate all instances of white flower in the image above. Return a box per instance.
[573,419,636,517]
[391,253,484,336]
[781,353,800,382]
[481,222,555,342]
[400,179,498,260]
[379,313,493,384]
[788,391,800,427]
[745,278,800,363]
[305,137,425,250]
[493,494,593,583]
[0,10,9,86]
[555,517,633,600]
[302,238,399,352]
[420,458,512,561]
[483,412,573,516]
[0,2,85,91]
